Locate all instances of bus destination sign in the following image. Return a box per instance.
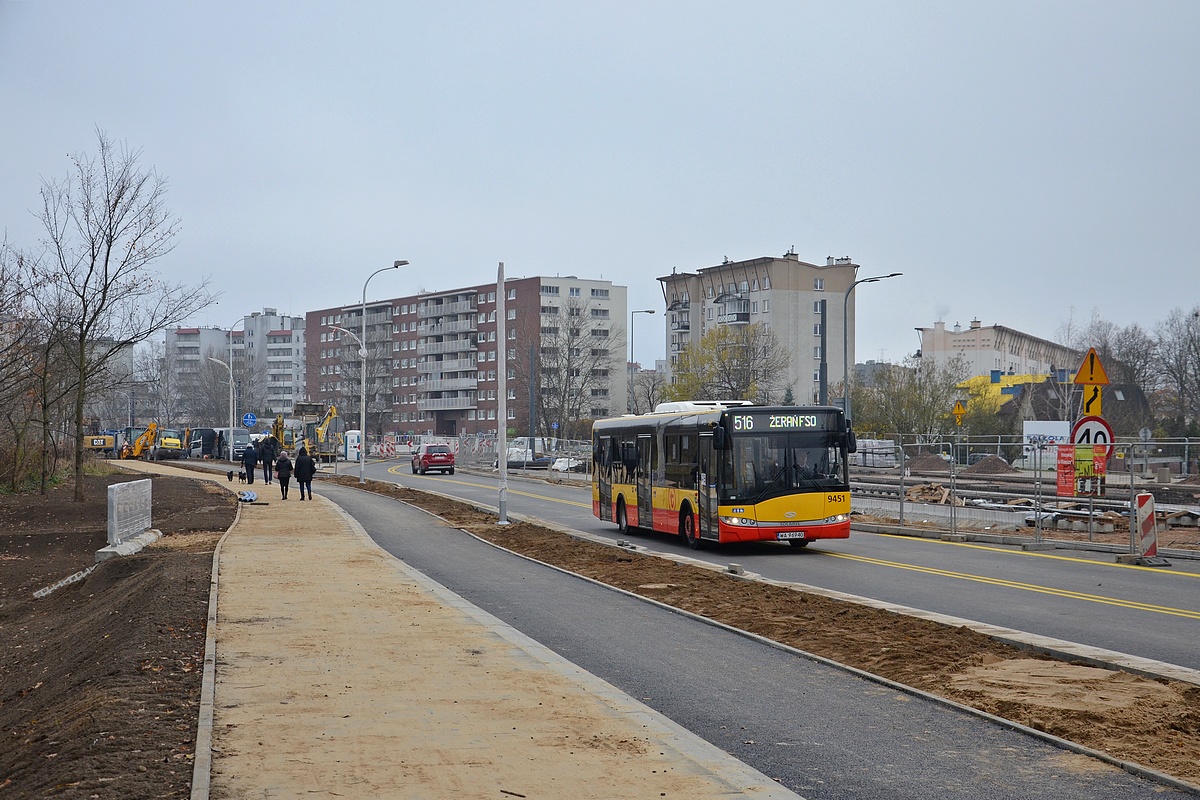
[729,411,835,432]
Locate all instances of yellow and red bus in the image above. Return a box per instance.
[592,401,854,548]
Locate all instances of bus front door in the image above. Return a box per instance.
[637,435,653,528]
[596,438,612,521]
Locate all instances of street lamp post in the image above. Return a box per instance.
[628,309,655,413]
[208,357,234,461]
[842,273,902,426]
[355,260,408,484]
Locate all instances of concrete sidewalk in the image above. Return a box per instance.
[119,462,798,799]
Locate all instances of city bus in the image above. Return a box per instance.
[592,401,855,548]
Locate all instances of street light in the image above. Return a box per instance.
[208,357,234,460]
[842,273,902,426]
[628,309,655,413]
[355,260,408,484]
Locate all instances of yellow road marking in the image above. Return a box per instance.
[875,532,1200,579]
[825,551,1200,620]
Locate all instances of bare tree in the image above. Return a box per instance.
[21,129,214,499]
[629,368,669,415]
[513,296,621,439]
[1155,306,1200,427]
[666,323,790,403]
[852,355,969,439]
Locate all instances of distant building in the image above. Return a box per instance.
[657,252,862,403]
[166,307,306,417]
[916,319,1079,379]
[306,275,628,439]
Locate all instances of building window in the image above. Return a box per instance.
[751,279,758,291]
[590,288,609,298]
[813,346,822,359]
[814,278,825,290]
[508,288,516,300]
[507,309,516,320]
[508,408,516,419]
[763,300,770,313]
[752,301,759,314]
[569,286,581,297]
[813,324,822,335]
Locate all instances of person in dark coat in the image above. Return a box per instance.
[294,446,316,500]
[260,435,278,484]
[241,439,258,484]
[275,449,293,500]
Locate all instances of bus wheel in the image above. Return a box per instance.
[680,507,701,549]
[788,539,810,548]
[616,498,632,534]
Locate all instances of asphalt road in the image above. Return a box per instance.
[370,461,1200,672]
[322,480,1192,800]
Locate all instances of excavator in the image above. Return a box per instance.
[301,405,340,463]
[120,422,158,459]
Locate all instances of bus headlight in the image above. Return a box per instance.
[824,514,848,524]
[719,516,757,527]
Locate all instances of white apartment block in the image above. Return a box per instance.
[167,307,306,417]
[657,252,862,403]
[916,319,1080,379]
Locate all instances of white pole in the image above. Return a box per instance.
[358,260,407,484]
[497,262,510,525]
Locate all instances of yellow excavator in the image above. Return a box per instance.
[120,422,158,459]
[301,405,340,463]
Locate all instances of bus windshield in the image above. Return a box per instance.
[720,430,846,504]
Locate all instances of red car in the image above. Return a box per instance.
[411,443,455,475]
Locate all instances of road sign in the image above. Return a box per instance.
[952,400,965,426]
[1071,415,1113,445]
[1081,385,1103,417]
[242,412,257,428]
[1073,347,1110,386]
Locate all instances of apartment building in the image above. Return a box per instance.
[657,252,862,403]
[306,275,628,439]
[916,319,1080,378]
[166,307,306,418]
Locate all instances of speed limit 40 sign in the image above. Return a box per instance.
[1071,415,1114,445]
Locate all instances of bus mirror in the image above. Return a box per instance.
[847,429,858,453]
[712,424,726,450]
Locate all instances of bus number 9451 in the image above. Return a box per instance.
[827,494,847,504]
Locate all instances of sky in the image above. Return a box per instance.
[2,1,1198,369]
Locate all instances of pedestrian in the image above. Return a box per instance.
[295,446,316,500]
[260,434,278,484]
[241,439,258,485]
[275,449,293,500]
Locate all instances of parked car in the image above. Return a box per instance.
[412,443,455,475]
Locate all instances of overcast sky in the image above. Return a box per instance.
[2,2,1197,369]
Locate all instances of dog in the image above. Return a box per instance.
[237,470,247,483]
[227,470,234,482]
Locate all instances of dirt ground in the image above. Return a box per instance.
[1,465,1198,798]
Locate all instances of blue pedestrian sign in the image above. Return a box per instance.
[242,412,257,428]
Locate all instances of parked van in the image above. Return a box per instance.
[188,428,218,459]
[212,427,252,461]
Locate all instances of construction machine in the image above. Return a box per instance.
[121,422,158,459]
[298,405,341,463]
[151,427,187,460]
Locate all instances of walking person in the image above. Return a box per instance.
[275,449,294,500]
[260,435,278,484]
[295,446,316,500]
[241,439,258,485]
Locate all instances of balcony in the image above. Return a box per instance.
[418,395,477,411]
[417,357,475,374]
[671,319,690,331]
[423,318,478,337]
[418,338,475,356]
[422,377,479,392]
[418,299,477,319]
[718,312,751,325]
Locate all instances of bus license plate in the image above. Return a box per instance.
[777,531,806,540]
